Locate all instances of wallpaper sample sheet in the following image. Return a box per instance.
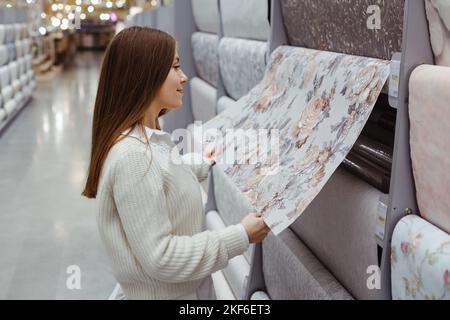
[201,46,389,235]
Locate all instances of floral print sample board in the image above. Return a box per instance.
[391,215,450,300]
[203,46,390,235]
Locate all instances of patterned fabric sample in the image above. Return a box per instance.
[219,37,267,100]
[409,64,450,233]
[191,32,219,87]
[220,0,270,41]
[391,215,450,300]
[191,0,220,34]
[203,46,389,235]
[280,0,404,60]
[425,0,450,67]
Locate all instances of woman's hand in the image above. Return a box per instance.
[240,212,271,244]
[204,143,217,166]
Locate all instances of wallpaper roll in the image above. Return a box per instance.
[191,0,220,34]
[280,0,404,60]
[203,46,389,235]
[25,54,32,71]
[352,135,393,171]
[4,99,16,116]
[7,43,16,63]
[0,107,5,123]
[362,121,395,147]
[250,291,271,300]
[14,24,21,42]
[191,32,219,87]
[190,77,217,123]
[15,41,22,58]
[409,64,450,234]
[0,65,9,88]
[205,210,250,299]
[0,45,8,66]
[2,85,13,102]
[220,0,270,41]
[14,91,24,106]
[5,25,14,44]
[9,61,19,81]
[217,96,236,114]
[425,0,450,67]
[12,79,21,94]
[0,25,5,45]
[20,74,27,89]
[219,37,267,100]
[391,215,450,300]
[342,151,391,193]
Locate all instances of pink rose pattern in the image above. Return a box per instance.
[203,46,389,235]
[392,215,450,299]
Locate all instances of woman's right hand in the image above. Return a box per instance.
[241,212,271,244]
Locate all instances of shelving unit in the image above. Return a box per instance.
[0,6,36,137]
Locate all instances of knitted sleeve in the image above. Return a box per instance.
[112,150,249,283]
[180,152,213,182]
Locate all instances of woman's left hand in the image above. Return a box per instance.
[204,144,217,166]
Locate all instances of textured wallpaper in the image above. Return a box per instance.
[280,0,404,60]
[219,37,267,100]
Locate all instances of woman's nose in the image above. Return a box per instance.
[180,70,188,84]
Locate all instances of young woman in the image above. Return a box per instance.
[82,27,270,300]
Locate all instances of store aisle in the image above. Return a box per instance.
[0,52,116,299]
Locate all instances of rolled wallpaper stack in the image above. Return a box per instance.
[0,22,35,124]
[189,0,220,124]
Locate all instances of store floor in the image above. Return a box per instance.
[0,51,116,299]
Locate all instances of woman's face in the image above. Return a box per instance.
[155,51,188,110]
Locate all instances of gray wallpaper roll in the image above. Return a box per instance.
[220,0,270,41]
[280,0,404,60]
[191,32,219,87]
[191,0,221,34]
[219,37,267,100]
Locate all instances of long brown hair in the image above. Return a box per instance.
[82,27,176,199]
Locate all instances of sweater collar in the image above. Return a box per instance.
[123,125,174,146]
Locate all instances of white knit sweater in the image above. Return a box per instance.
[96,126,250,300]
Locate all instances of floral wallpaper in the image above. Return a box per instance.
[391,215,450,300]
[191,32,219,88]
[280,0,404,61]
[219,37,267,100]
[203,46,389,235]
